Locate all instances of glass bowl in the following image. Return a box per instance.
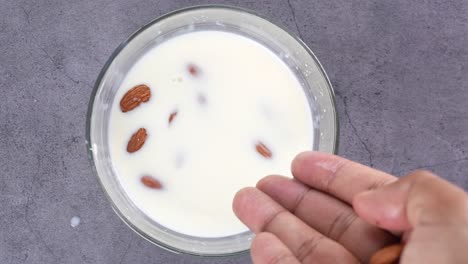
[86,5,338,257]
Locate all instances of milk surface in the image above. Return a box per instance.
[109,30,313,237]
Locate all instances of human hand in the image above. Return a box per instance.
[232,151,468,263]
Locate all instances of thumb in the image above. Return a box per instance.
[353,170,468,232]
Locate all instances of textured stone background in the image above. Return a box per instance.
[0,0,467,263]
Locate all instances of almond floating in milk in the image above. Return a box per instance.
[255,141,273,159]
[126,128,147,153]
[187,63,201,77]
[168,110,178,125]
[120,84,151,112]
[141,175,163,189]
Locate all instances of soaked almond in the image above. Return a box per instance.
[255,141,272,159]
[187,63,201,77]
[141,175,163,189]
[370,244,403,264]
[127,128,147,153]
[120,84,151,112]
[168,110,178,125]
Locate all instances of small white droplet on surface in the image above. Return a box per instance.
[70,216,80,228]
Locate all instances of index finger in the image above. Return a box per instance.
[291,152,397,204]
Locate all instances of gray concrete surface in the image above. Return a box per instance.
[1,0,467,263]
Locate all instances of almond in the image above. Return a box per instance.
[370,243,403,264]
[127,128,147,153]
[120,84,151,112]
[141,175,162,189]
[168,110,178,125]
[255,141,272,159]
[187,63,201,77]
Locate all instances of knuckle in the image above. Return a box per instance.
[296,235,325,262]
[263,210,288,232]
[291,188,309,215]
[405,170,468,225]
[327,210,358,242]
[323,159,349,194]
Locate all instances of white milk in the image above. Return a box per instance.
[109,31,313,237]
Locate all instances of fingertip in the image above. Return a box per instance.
[232,187,256,218]
[291,151,315,175]
[292,151,336,175]
[232,187,286,233]
[251,232,299,264]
